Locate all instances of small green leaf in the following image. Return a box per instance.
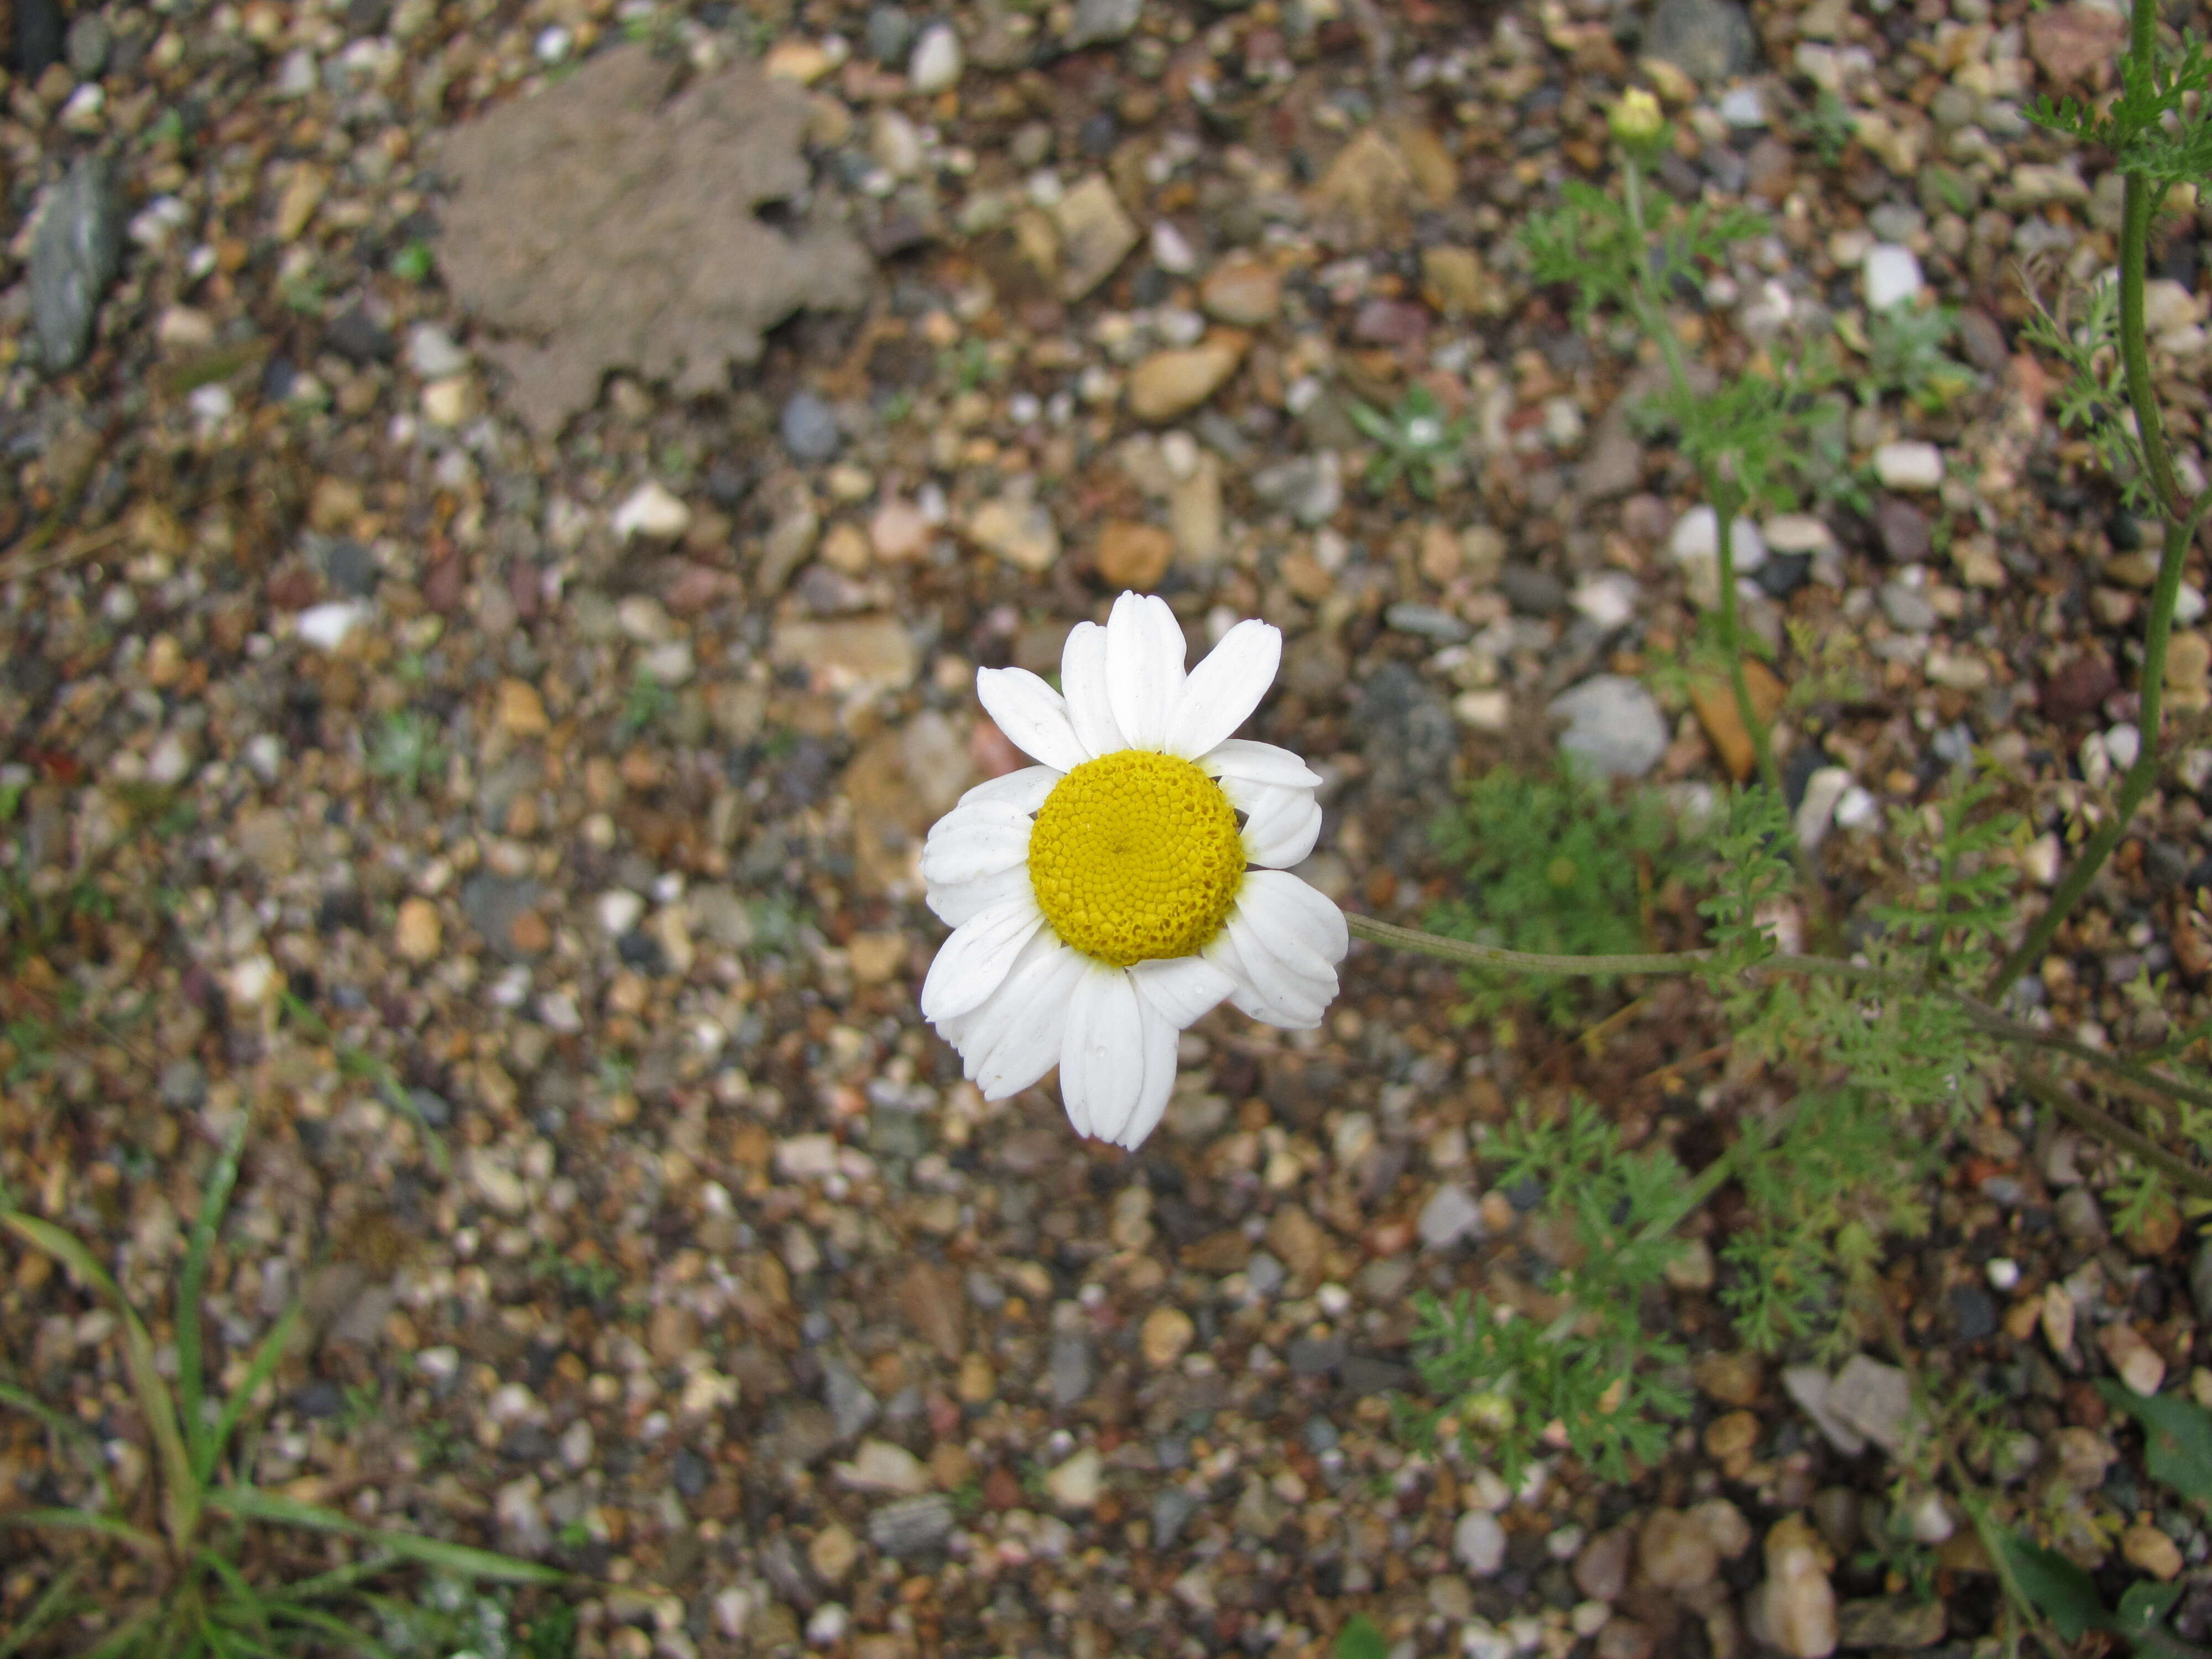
[1994,1529,2111,1640]
[2116,1578,2188,1635]
[1335,1613,1389,1659]
[2097,1380,2212,1511]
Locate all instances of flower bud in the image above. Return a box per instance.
[1609,88,1666,149]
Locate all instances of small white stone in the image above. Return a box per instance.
[598,890,646,936]
[1151,219,1198,274]
[1873,441,1944,491]
[2105,722,2142,769]
[1044,1447,1103,1509]
[1571,572,1640,631]
[1794,766,1853,852]
[1417,1183,1483,1248]
[406,322,469,378]
[1986,1258,2020,1291]
[1455,1509,1508,1577]
[909,22,963,93]
[1863,243,1925,311]
[1833,786,1879,828]
[1670,504,1768,572]
[2177,585,2207,624]
[296,601,370,650]
[1718,85,1767,126]
[1761,513,1837,554]
[611,481,692,541]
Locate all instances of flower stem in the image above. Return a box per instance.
[1342,911,2212,1119]
[1984,100,2212,998]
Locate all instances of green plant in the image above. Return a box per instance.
[1856,303,1976,413]
[1803,90,1857,168]
[389,241,433,284]
[619,670,676,737]
[1333,1613,1388,1659]
[1997,1381,2212,1654]
[0,1114,562,1657]
[1348,383,1468,500]
[365,709,444,797]
[1425,765,1678,1026]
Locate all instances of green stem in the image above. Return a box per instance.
[2017,1068,2212,1206]
[1343,912,2212,1119]
[1985,6,2212,999]
[1622,148,1786,810]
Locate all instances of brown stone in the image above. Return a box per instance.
[2041,654,2117,723]
[1689,661,1786,782]
[1095,520,1173,591]
[2027,4,2126,86]
[898,1260,967,1360]
[1199,258,1281,326]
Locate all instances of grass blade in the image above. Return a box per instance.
[197,1301,300,1486]
[0,1213,199,1548]
[179,1113,251,1480]
[259,1550,399,1605]
[75,1608,160,1659]
[0,1562,86,1659]
[0,1506,166,1557]
[206,1486,565,1584]
[198,1550,272,1633]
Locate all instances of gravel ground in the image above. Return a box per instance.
[3,0,2212,1654]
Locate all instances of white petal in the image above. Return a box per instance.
[920,895,1046,1023]
[977,667,1090,773]
[927,863,1035,927]
[1237,869,1351,977]
[919,800,1034,885]
[1166,619,1282,760]
[964,940,1087,1102]
[1058,621,1126,760]
[1130,955,1236,1029]
[1242,794,1323,868]
[1061,962,1146,1144]
[1207,910,1333,1029]
[1104,592,1187,751]
[956,765,1060,813]
[1199,738,1323,790]
[1112,1001,1181,1151]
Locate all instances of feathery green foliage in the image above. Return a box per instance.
[1349,383,1469,500]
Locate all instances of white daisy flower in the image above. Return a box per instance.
[920,592,1348,1151]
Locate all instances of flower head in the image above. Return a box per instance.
[921,593,1347,1150]
[1608,87,1667,150]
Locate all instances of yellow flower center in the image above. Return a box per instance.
[1027,750,1245,968]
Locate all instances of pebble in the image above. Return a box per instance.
[837,1439,930,1495]
[1097,520,1173,589]
[780,391,842,463]
[867,5,914,62]
[868,1495,953,1555]
[1837,1597,1944,1650]
[2124,1522,2184,1580]
[1455,1510,1507,1577]
[395,898,442,963]
[809,1523,859,1584]
[612,481,692,541]
[1201,260,1282,326]
[1827,1355,1914,1453]
[1642,0,1758,83]
[406,323,469,379]
[1863,244,1925,311]
[1574,1527,1634,1602]
[1417,1184,1483,1248]
[1129,338,1244,422]
[1053,175,1139,300]
[296,601,371,651]
[30,155,124,371]
[908,22,962,93]
[1066,0,1142,46]
[1670,504,1768,572]
[1549,675,1670,780]
[497,679,551,737]
[1875,498,1932,562]
[1794,766,1853,852]
[1140,1306,1195,1368]
[1872,442,1944,491]
[1751,1516,1837,1659]
[1782,1365,1867,1456]
[1045,1447,1103,1509]
[1250,452,1342,526]
[1640,1509,1720,1591]
[65,12,109,77]
[965,494,1061,572]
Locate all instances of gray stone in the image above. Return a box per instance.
[1250,453,1342,526]
[1879,583,1937,633]
[1827,1354,1915,1453]
[158,1060,207,1111]
[866,5,914,62]
[868,1494,953,1555]
[823,1360,881,1441]
[1783,1365,1867,1456]
[1050,1332,1095,1407]
[1500,564,1567,616]
[1385,603,1470,642]
[65,12,111,77]
[1455,1510,1507,1577]
[458,874,545,961]
[1548,675,1668,780]
[780,390,842,463]
[30,156,125,371]
[1067,0,1143,46]
[1642,0,1757,84]
[1838,1597,1945,1650]
[1357,661,1458,799]
[1153,1488,1201,1550]
[1417,1183,1483,1249]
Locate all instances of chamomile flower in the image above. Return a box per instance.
[921,592,1347,1150]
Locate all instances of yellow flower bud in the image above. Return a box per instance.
[1609,87,1666,147]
